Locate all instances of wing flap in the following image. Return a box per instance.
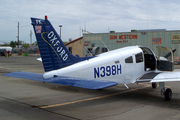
[151,72,180,82]
[136,71,180,83]
[2,72,117,89]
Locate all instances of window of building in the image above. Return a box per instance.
[135,52,143,63]
[68,47,72,53]
[125,56,133,63]
[87,48,92,53]
[102,47,108,53]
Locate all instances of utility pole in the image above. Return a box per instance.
[59,25,62,39]
[17,22,20,49]
[79,26,81,37]
[30,30,32,46]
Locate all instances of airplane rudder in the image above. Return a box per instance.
[31,17,56,72]
[31,17,79,71]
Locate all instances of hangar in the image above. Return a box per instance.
[65,29,180,63]
[82,29,180,63]
[65,37,83,57]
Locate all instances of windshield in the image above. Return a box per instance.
[140,47,153,55]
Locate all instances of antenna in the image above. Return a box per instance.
[82,22,93,34]
[84,22,86,32]
[82,28,92,34]
[79,26,81,37]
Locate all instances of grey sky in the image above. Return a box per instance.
[1,0,180,43]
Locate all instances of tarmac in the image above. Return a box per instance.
[1,55,180,120]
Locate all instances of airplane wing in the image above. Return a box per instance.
[2,72,117,89]
[136,71,180,83]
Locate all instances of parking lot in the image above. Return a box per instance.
[1,56,180,120]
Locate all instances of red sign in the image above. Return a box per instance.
[117,40,128,43]
[119,35,137,39]
[84,41,90,46]
[152,38,162,44]
[110,34,137,43]
[110,35,117,40]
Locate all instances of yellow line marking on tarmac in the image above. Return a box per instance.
[0,66,10,69]
[41,84,151,109]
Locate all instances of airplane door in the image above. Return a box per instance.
[135,52,145,76]
[157,46,174,71]
[124,55,136,84]
[124,52,145,84]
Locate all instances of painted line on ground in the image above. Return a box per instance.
[0,66,10,69]
[41,84,151,109]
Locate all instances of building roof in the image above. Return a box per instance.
[65,37,83,46]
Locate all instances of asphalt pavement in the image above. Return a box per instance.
[1,55,180,120]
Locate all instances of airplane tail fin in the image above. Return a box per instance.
[31,16,86,72]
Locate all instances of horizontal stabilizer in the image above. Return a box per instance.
[2,71,44,81]
[2,72,117,89]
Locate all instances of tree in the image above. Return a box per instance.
[34,41,38,46]
[22,44,29,49]
[10,41,18,48]
[1,43,10,46]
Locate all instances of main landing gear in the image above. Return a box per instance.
[152,82,157,88]
[152,82,172,101]
[161,88,172,101]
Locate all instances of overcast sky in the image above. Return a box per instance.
[1,0,180,44]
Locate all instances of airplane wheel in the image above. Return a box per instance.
[152,82,157,88]
[97,89,103,90]
[164,88,172,101]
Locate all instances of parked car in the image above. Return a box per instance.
[0,49,6,56]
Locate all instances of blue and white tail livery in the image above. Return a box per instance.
[31,16,92,72]
[3,16,180,100]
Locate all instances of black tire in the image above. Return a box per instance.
[164,88,172,101]
[152,82,157,88]
[97,89,103,90]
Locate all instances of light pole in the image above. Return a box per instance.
[59,25,62,39]
[30,30,32,46]
[17,22,20,49]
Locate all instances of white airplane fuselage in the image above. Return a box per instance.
[43,46,154,84]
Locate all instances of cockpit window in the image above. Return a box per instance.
[125,56,133,63]
[140,47,153,55]
[136,52,143,63]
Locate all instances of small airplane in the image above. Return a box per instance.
[2,16,180,101]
